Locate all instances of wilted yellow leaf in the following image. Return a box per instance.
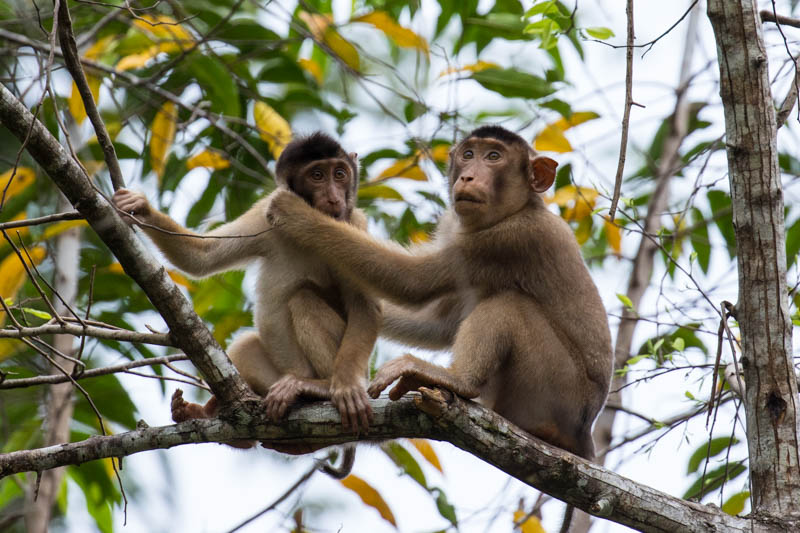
[187,150,230,170]
[0,167,35,201]
[513,510,546,533]
[355,11,429,54]
[298,58,324,84]
[373,157,428,182]
[0,246,47,299]
[439,60,500,77]
[150,101,177,180]
[40,220,87,242]
[409,230,429,243]
[298,11,333,39]
[409,439,443,473]
[340,475,397,527]
[534,111,600,153]
[604,218,622,254]
[68,76,102,125]
[254,101,292,160]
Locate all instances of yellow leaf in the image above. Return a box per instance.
[340,475,397,527]
[69,76,102,125]
[117,47,160,71]
[298,58,324,84]
[604,218,622,254]
[358,184,404,201]
[0,339,23,361]
[187,150,230,170]
[372,157,428,182]
[513,510,546,533]
[40,220,87,242]
[409,230,429,243]
[575,216,593,245]
[323,28,360,71]
[133,15,193,47]
[534,111,600,153]
[439,60,500,77]
[546,185,598,222]
[107,263,125,275]
[83,35,116,60]
[0,246,47,299]
[168,270,194,290]
[429,144,451,163]
[533,125,572,153]
[254,101,292,160]
[409,439,443,473]
[150,101,177,180]
[0,167,35,201]
[355,11,429,54]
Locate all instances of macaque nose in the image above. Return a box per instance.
[459,175,474,183]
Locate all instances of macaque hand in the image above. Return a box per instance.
[367,354,428,401]
[266,189,314,229]
[112,188,153,225]
[330,376,373,433]
[263,374,305,421]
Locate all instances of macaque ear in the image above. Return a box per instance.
[530,156,558,193]
[349,152,358,164]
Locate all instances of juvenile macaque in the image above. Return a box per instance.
[266,125,613,460]
[113,133,380,444]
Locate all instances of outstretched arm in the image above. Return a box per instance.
[267,190,459,305]
[113,189,273,277]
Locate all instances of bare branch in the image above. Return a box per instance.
[0,323,172,347]
[0,392,776,532]
[0,211,82,231]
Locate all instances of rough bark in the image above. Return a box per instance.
[0,82,250,406]
[707,0,800,520]
[0,392,791,533]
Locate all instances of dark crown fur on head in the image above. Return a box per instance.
[467,125,528,148]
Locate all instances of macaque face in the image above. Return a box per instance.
[449,138,531,229]
[295,157,354,220]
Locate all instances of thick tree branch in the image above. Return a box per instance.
[0,82,250,406]
[0,392,782,533]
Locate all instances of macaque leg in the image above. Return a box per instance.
[287,286,347,378]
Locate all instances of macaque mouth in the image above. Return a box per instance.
[454,192,483,204]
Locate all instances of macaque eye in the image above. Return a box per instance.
[487,151,501,160]
[311,169,324,181]
[334,168,347,180]
[463,150,474,159]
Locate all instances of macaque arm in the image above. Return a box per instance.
[381,296,463,350]
[268,191,458,305]
[144,197,273,277]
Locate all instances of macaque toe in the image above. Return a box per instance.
[171,389,208,422]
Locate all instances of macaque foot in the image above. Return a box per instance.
[263,374,306,421]
[367,354,428,401]
[331,381,373,433]
[171,389,215,422]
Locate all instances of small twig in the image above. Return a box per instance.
[0,211,83,231]
[56,2,125,190]
[608,0,635,222]
[760,10,800,29]
[0,323,173,346]
[122,369,212,390]
[226,465,317,533]
[0,355,189,389]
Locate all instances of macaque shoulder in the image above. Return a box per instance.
[349,208,369,231]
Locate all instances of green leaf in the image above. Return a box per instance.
[186,55,241,117]
[616,293,634,310]
[722,491,750,516]
[524,1,559,18]
[683,463,747,500]
[358,184,404,201]
[469,68,555,99]
[431,487,458,527]
[672,337,685,351]
[684,390,695,400]
[585,26,615,40]
[687,437,739,474]
[382,442,428,489]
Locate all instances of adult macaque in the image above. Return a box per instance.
[266,126,613,461]
[112,133,380,447]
